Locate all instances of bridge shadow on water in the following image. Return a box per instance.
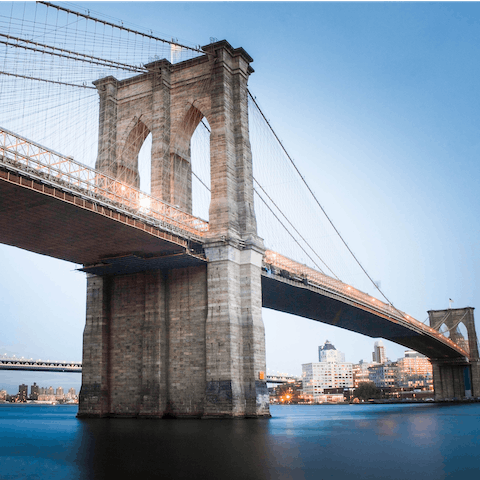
[1,403,480,480]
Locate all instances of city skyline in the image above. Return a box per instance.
[1,2,479,382]
[0,338,420,395]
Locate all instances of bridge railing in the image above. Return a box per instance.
[263,250,469,357]
[0,127,209,239]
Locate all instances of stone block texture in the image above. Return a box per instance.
[79,41,269,418]
[428,307,480,399]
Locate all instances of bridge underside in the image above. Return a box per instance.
[261,274,466,360]
[0,166,204,270]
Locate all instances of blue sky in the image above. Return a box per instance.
[1,2,480,393]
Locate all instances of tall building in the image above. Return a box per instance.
[303,341,353,402]
[18,384,28,401]
[372,340,387,364]
[319,340,345,363]
[30,382,40,400]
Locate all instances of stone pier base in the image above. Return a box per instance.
[431,359,480,400]
[78,246,270,418]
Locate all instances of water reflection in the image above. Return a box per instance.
[75,416,273,480]
[1,404,480,479]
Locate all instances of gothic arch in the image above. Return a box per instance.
[117,118,150,188]
[438,323,450,338]
[94,41,258,239]
[451,322,470,355]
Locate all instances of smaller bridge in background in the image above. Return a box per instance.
[0,357,297,385]
[0,357,82,373]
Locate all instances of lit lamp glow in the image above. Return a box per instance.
[139,196,151,210]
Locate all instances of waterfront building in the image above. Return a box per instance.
[353,360,374,387]
[37,394,56,403]
[18,384,28,401]
[65,388,78,403]
[397,351,433,376]
[303,341,353,402]
[368,363,398,388]
[396,350,433,390]
[30,382,40,400]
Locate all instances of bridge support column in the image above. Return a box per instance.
[78,255,269,418]
[430,359,473,400]
[203,242,269,417]
[79,267,209,418]
[428,307,480,400]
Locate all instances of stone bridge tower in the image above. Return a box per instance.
[428,307,480,399]
[78,41,269,418]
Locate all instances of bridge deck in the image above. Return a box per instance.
[262,272,466,360]
[0,165,205,270]
[0,129,469,361]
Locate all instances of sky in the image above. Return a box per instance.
[1,1,480,394]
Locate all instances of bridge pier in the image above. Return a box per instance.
[428,308,480,400]
[78,243,269,418]
[430,359,474,400]
[78,40,270,418]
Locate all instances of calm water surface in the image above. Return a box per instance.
[1,403,480,479]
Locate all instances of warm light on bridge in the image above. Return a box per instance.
[263,250,469,358]
[0,128,469,360]
[0,127,209,240]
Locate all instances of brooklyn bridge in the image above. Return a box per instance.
[1,2,478,417]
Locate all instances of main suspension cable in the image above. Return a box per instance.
[247,90,397,308]
[38,1,209,55]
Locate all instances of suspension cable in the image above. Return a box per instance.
[198,119,330,275]
[0,35,145,72]
[247,90,397,308]
[253,178,338,279]
[0,70,96,89]
[38,1,209,55]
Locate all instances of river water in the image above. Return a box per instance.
[1,403,479,479]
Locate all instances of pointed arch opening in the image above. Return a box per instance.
[438,323,450,338]
[191,116,211,221]
[138,132,152,194]
[452,322,470,355]
[119,119,150,188]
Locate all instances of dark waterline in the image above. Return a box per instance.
[1,403,480,479]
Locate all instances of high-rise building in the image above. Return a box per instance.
[372,340,387,364]
[319,340,346,363]
[30,382,40,400]
[18,384,28,400]
[303,341,353,402]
